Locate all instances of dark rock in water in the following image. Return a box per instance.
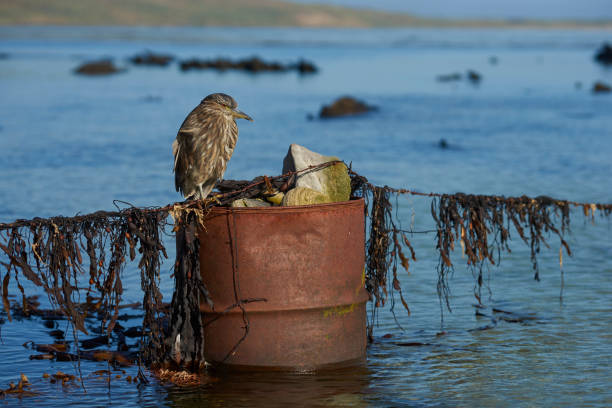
[437,72,462,82]
[293,59,318,74]
[319,96,377,118]
[438,138,449,149]
[180,56,286,72]
[74,60,122,76]
[129,51,174,66]
[593,81,611,93]
[594,43,612,65]
[467,70,482,83]
[179,56,317,74]
[238,56,285,73]
[180,57,232,71]
[437,70,482,83]
[142,95,163,103]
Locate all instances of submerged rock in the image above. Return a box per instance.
[74,60,122,76]
[238,56,285,72]
[437,70,482,84]
[437,72,462,82]
[231,198,271,208]
[593,81,611,93]
[179,56,318,74]
[467,70,482,83]
[292,59,318,74]
[319,96,377,118]
[282,144,351,205]
[129,51,174,66]
[594,43,612,65]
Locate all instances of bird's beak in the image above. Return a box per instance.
[232,108,253,121]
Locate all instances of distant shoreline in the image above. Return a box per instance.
[2,22,612,30]
[1,0,611,30]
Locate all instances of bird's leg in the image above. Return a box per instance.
[198,185,205,201]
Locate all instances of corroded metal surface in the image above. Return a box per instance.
[199,199,367,369]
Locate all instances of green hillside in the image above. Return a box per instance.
[0,0,610,28]
[0,0,423,27]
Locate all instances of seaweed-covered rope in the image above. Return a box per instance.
[0,162,611,369]
[0,161,340,367]
[350,170,612,317]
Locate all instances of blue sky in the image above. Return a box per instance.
[289,0,612,20]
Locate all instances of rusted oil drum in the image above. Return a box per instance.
[199,198,367,370]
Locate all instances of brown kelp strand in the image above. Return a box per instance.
[351,169,612,316]
[430,193,611,308]
[1,162,611,370]
[349,172,416,339]
[0,206,170,365]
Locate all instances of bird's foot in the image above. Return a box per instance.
[208,194,224,206]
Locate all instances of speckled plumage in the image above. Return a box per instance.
[173,93,251,200]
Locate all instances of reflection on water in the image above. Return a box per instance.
[0,26,611,407]
[166,366,372,407]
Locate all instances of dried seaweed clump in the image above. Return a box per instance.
[0,206,168,364]
[350,170,612,322]
[432,194,611,308]
[350,172,415,339]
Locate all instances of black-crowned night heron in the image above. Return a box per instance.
[173,93,252,200]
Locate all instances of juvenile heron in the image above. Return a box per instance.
[173,93,252,200]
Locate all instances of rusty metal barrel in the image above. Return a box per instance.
[198,198,367,370]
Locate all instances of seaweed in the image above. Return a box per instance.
[351,171,611,322]
[1,161,611,370]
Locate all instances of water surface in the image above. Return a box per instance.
[0,26,611,407]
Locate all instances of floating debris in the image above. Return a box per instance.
[80,335,110,349]
[0,374,37,397]
[152,368,216,386]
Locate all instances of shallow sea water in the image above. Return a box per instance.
[0,26,611,407]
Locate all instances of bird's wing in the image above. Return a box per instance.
[172,139,180,171]
[173,127,200,195]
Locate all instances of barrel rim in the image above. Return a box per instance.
[207,197,364,215]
